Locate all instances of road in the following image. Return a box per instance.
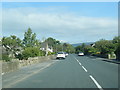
[2,54,118,89]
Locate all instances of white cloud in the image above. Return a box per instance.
[2,7,118,43]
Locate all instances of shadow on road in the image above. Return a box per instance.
[102,59,120,64]
[87,55,120,64]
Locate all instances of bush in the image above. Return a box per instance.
[95,40,116,55]
[22,47,37,60]
[21,47,46,60]
[84,46,99,55]
[115,43,120,60]
[47,52,55,55]
[2,54,12,62]
[39,50,46,56]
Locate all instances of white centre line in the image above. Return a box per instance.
[89,75,103,90]
[82,66,87,72]
[74,57,87,72]
[78,62,81,65]
[73,55,103,90]
[76,59,82,65]
[75,58,80,62]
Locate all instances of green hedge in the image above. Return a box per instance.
[15,47,46,60]
[2,54,12,62]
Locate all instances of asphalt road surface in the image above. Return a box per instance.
[2,54,118,89]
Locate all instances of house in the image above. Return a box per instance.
[40,42,53,53]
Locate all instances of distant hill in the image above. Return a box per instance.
[72,42,94,47]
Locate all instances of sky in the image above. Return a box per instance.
[1,0,119,2]
[1,2,118,44]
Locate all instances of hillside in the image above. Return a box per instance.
[72,42,94,47]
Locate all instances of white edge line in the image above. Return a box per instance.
[82,66,87,72]
[89,75,103,90]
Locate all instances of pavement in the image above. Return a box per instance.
[89,55,120,64]
[2,54,119,89]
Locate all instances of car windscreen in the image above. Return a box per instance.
[57,52,64,54]
[79,52,83,53]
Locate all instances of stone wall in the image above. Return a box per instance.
[19,55,55,67]
[2,55,56,74]
[0,61,2,90]
[2,60,19,74]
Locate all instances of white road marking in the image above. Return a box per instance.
[75,58,80,63]
[78,62,81,65]
[75,58,79,62]
[74,57,83,65]
[82,66,87,72]
[73,55,103,89]
[74,57,77,60]
[89,75,103,90]
[74,57,88,72]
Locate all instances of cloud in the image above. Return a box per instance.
[2,7,118,43]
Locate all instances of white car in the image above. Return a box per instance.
[65,53,68,57]
[78,52,84,56]
[56,52,66,59]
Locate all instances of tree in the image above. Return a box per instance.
[84,46,99,55]
[113,36,120,60]
[95,39,116,55]
[63,43,75,53]
[67,44,75,53]
[56,44,63,52]
[23,28,37,47]
[112,36,120,44]
[75,43,86,54]
[75,46,82,54]
[81,43,85,52]
[115,43,120,60]
[45,37,56,46]
[43,37,75,53]
[34,40,41,47]
[43,37,61,52]
[2,35,22,57]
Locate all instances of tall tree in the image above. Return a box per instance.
[23,28,37,47]
[44,37,59,52]
[45,37,56,46]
